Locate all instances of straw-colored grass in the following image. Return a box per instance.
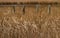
[0,6,60,38]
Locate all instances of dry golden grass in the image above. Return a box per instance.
[0,5,60,38]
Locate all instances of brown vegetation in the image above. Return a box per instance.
[0,0,59,3]
[0,5,60,38]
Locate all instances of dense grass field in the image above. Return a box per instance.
[0,5,60,38]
